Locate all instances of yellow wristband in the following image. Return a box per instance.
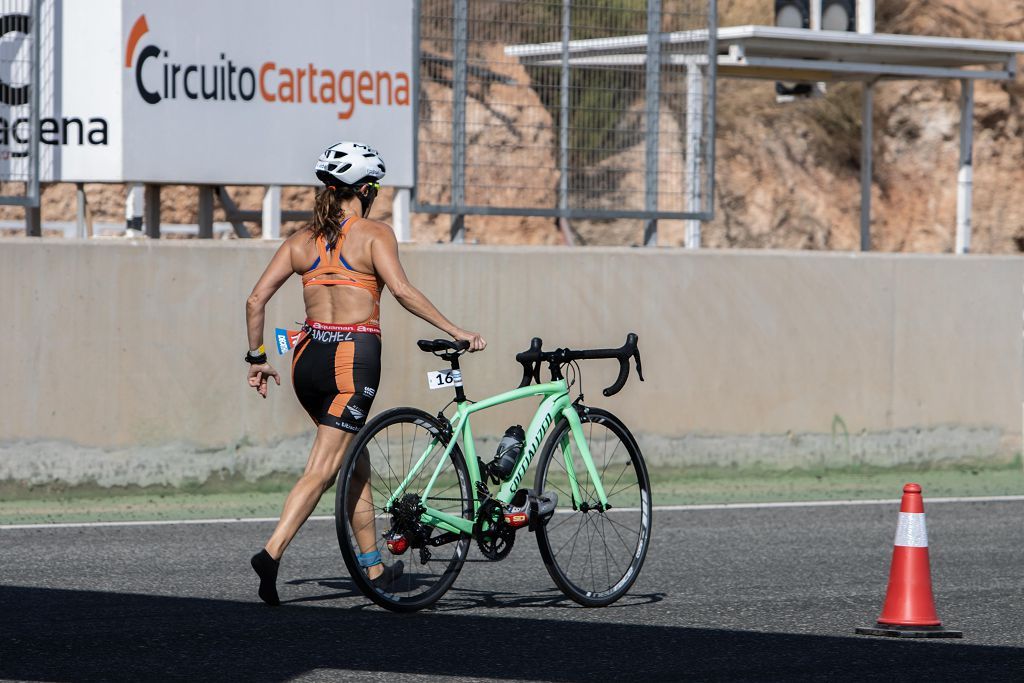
[251,345,265,356]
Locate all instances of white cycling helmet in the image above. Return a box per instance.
[314,141,386,187]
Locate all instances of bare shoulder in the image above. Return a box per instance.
[284,226,315,270]
[356,218,397,243]
[285,225,313,245]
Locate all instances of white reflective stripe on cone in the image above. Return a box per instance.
[894,512,929,548]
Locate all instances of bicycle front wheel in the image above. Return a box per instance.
[336,407,473,612]
[534,407,652,607]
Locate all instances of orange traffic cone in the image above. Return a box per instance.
[855,483,962,638]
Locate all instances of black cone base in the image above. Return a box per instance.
[855,624,963,638]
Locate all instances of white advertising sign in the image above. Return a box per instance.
[5,0,414,186]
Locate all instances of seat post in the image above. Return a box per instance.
[449,355,467,403]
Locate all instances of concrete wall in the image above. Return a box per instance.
[1,239,1021,485]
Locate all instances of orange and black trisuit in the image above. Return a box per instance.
[292,218,382,433]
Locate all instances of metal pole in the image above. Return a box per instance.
[126,184,143,232]
[859,81,873,251]
[858,0,875,251]
[26,206,40,236]
[558,0,570,218]
[856,0,875,33]
[410,0,422,209]
[810,0,826,95]
[392,187,411,242]
[684,64,703,249]
[28,0,41,208]
[144,184,161,239]
[198,186,214,239]
[262,185,281,240]
[75,183,86,238]
[643,0,662,247]
[704,0,718,222]
[449,0,467,243]
[955,79,974,255]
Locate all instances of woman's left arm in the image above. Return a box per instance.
[245,239,296,397]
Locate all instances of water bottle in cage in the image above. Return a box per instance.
[487,425,525,480]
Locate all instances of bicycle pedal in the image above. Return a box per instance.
[504,510,530,529]
[504,489,558,531]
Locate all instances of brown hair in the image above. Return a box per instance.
[310,186,357,248]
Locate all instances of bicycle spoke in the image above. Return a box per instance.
[537,412,649,606]
[602,460,633,501]
[602,513,642,542]
[559,513,587,569]
[337,411,472,612]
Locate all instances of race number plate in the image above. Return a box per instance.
[426,369,462,390]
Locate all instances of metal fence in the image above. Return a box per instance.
[414,0,716,245]
[0,0,40,213]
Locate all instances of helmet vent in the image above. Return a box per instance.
[338,163,352,174]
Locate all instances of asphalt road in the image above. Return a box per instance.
[1,500,1022,681]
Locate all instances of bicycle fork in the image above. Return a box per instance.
[558,406,610,512]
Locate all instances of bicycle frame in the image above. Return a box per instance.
[385,379,610,537]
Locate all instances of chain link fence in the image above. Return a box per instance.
[0,0,40,209]
[414,0,716,244]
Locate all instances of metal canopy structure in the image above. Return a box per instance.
[507,26,1024,252]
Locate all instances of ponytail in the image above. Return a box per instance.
[309,182,381,247]
[310,185,356,248]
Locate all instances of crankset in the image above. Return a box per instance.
[473,499,515,561]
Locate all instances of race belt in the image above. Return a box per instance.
[303,320,381,335]
[274,320,381,354]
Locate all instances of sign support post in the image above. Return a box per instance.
[144,184,161,239]
[262,185,281,240]
[392,187,411,242]
[955,79,974,254]
[198,186,214,238]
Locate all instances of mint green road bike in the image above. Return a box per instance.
[335,334,650,612]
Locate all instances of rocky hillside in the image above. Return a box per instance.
[708,0,1024,253]
[6,0,1024,252]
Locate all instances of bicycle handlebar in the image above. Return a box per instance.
[515,333,644,397]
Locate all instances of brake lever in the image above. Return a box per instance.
[633,348,644,382]
[517,361,533,388]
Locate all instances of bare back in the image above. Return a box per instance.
[289,219,383,325]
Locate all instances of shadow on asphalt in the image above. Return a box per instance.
[283,575,666,610]
[1,585,1021,681]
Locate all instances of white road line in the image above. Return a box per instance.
[2,494,1022,530]
[0,516,335,531]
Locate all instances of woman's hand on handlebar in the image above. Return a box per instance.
[452,328,486,352]
[248,362,281,398]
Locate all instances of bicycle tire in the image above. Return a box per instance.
[336,407,473,612]
[534,407,652,607]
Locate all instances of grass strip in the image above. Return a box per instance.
[1,463,1021,525]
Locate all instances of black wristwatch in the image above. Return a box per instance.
[245,346,268,365]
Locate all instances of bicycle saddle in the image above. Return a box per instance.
[417,339,470,354]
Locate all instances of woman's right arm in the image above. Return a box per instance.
[244,237,297,396]
[370,225,486,351]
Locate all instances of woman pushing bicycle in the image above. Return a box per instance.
[243,141,485,606]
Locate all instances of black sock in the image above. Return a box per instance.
[250,549,280,606]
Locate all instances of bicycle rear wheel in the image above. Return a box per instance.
[336,407,472,612]
[534,407,652,607]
